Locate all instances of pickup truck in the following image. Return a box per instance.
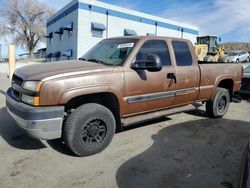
[6,36,242,156]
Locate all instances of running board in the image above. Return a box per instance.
[121,104,198,126]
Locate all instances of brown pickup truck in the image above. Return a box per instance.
[6,36,242,156]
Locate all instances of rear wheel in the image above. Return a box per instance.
[247,57,250,62]
[236,59,239,63]
[206,87,230,118]
[63,103,116,157]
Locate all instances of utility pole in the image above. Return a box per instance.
[8,45,16,84]
[178,27,184,38]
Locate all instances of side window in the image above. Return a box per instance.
[136,40,171,66]
[240,52,246,55]
[172,41,193,66]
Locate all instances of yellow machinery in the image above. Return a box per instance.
[195,36,225,62]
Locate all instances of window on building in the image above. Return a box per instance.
[62,50,73,59]
[91,22,106,38]
[64,22,73,37]
[54,28,64,40]
[136,40,171,66]
[53,51,61,61]
[46,53,53,62]
[172,41,193,66]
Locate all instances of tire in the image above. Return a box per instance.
[247,57,250,62]
[206,87,230,118]
[63,103,116,157]
[236,59,239,63]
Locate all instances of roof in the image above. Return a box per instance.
[47,0,199,35]
[103,35,192,42]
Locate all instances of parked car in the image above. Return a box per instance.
[6,36,242,156]
[225,51,250,63]
[239,65,250,95]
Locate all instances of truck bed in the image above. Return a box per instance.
[196,62,242,101]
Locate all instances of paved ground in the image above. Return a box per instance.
[0,75,250,188]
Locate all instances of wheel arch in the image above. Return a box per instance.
[63,92,122,132]
[216,78,234,101]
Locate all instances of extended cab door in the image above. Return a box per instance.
[123,39,176,115]
[170,40,200,106]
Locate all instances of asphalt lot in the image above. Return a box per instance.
[0,74,250,188]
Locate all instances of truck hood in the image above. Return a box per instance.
[14,60,114,81]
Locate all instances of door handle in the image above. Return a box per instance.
[167,73,177,83]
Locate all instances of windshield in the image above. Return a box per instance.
[81,38,138,66]
[228,52,238,56]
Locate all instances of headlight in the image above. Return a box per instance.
[21,94,40,106]
[23,81,40,92]
[21,94,35,105]
[21,81,42,106]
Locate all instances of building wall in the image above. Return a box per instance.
[77,10,107,57]
[46,0,78,61]
[47,0,199,61]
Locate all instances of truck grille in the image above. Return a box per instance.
[10,74,24,101]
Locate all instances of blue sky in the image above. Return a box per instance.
[1,0,250,57]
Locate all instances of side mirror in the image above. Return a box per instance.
[131,54,162,72]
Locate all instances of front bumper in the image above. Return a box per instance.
[6,90,64,140]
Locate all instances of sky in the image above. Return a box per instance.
[1,0,250,57]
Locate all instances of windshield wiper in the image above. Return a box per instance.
[87,58,105,64]
[79,58,112,66]
[79,57,87,61]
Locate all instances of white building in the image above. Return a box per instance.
[46,0,199,61]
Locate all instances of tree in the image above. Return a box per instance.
[0,0,54,58]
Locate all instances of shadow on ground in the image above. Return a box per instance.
[46,139,75,156]
[116,118,250,188]
[122,116,172,132]
[46,116,172,157]
[0,106,78,156]
[0,107,46,149]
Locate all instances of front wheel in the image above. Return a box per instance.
[63,103,116,157]
[206,87,230,118]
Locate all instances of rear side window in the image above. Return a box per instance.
[172,41,193,66]
[136,40,171,66]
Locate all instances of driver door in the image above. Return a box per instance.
[123,39,176,115]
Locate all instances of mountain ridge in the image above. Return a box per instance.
[219,42,250,53]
